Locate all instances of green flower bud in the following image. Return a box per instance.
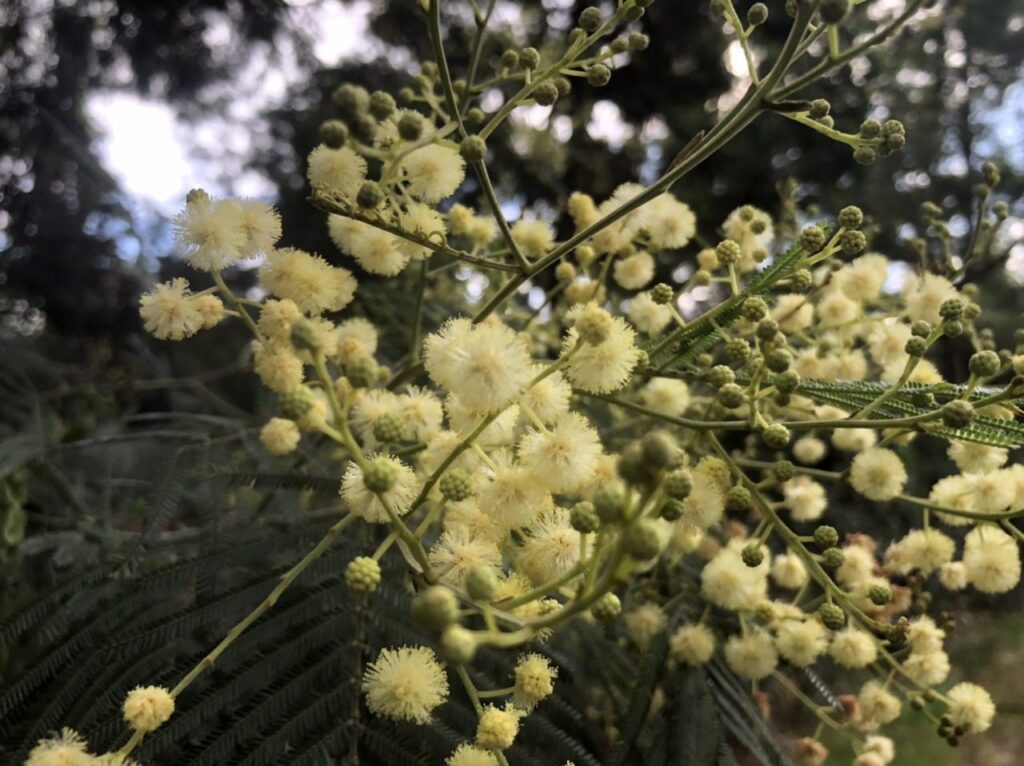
[742,297,769,322]
[349,113,378,145]
[741,542,764,568]
[859,119,882,138]
[533,81,560,106]
[356,180,385,209]
[694,269,712,286]
[718,383,746,409]
[570,501,600,533]
[345,556,381,593]
[466,106,486,124]
[440,625,477,664]
[762,423,791,449]
[942,319,964,338]
[619,442,657,485]
[579,6,603,32]
[813,524,839,550]
[715,239,742,265]
[821,546,845,570]
[278,386,317,422]
[798,225,827,253]
[641,431,677,469]
[820,0,851,23]
[610,36,630,55]
[963,301,981,321]
[939,298,964,320]
[747,2,769,25]
[756,318,779,340]
[369,90,396,120]
[939,399,973,430]
[586,64,612,87]
[663,469,693,500]
[982,161,1001,187]
[839,229,867,256]
[591,592,621,621]
[520,47,541,70]
[346,352,381,388]
[628,32,650,51]
[363,456,399,494]
[819,603,846,630]
[772,460,796,482]
[660,498,684,521]
[853,146,877,165]
[289,319,320,353]
[651,283,674,305]
[623,520,662,560]
[318,119,349,148]
[838,205,864,230]
[594,481,628,523]
[886,132,906,151]
[707,364,735,389]
[554,76,573,96]
[726,485,752,512]
[623,5,644,20]
[868,584,892,606]
[455,136,487,164]
[910,320,932,337]
[766,348,793,373]
[808,98,831,119]
[905,336,928,357]
[397,111,425,141]
[969,350,1000,377]
[372,413,405,444]
[882,119,905,136]
[774,370,801,394]
[332,83,370,117]
[440,468,473,501]
[500,49,520,69]
[412,585,459,631]
[465,566,499,602]
[726,338,752,363]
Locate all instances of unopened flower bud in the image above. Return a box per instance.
[821,547,845,570]
[747,3,769,26]
[819,603,846,630]
[466,566,499,602]
[412,585,459,631]
[741,542,764,567]
[318,119,349,148]
[440,625,477,664]
[624,520,662,560]
[373,413,405,444]
[440,468,473,501]
[726,485,752,512]
[651,283,674,305]
[798,225,827,253]
[940,400,974,430]
[579,6,603,32]
[838,205,864,229]
[369,90,396,120]
[969,350,1000,377]
[346,556,382,593]
[586,64,612,87]
[397,111,425,141]
[570,501,600,533]
[357,180,385,209]
[591,592,621,621]
[813,525,839,550]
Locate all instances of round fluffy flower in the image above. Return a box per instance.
[518,508,585,585]
[173,194,247,271]
[511,218,555,260]
[628,193,696,250]
[770,554,808,590]
[517,413,602,493]
[887,528,954,575]
[669,623,716,665]
[563,317,641,394]
[341,456,420,523]
[963,524,1021,593]
[336,316,379,362]
[863,735,895,765]
[259,247,357,314]
[904,272,958,325]
[849,447,907,501]
[307,144,366,198]
[362,646,449,723]
[398,202,447,260]
[260,417,301,455]
[193,294,225,330]
[429,526,502,589]
[613,251,655,290]
[252,341,304,392]
[424,318,533,413]
[946,682,996,733]
[446,395,520,446]
[476,705,522,750]
[816,289,861,328]
[948,441,1008,474]
[237,198,282,257]
[722,205,773,272]
[906,616,945,654]
[701,546,768,611]
[774,618,828,667]
[398,387,445,440]
[965,470,1015,515]
[792,436,827,465]
[832,427,877,453]
[928,474,976,527]
[628,292,673,335]
[640,378,690,418]
[122,685,175,732]
[329,216,409,276]
[868,321,912,367]
[513,653,557,709]
[834,253,889,302]
[477,455,553,531]
[902,649,950,686]
[399,144,466,203]
[139,278,205,340]
[624,604,668,650]
[828,628,877,668]
[25,728,92,766]
[446,745,499,766]
[724,632,778,680]
[781,476,828,522]
[835,544,877,588]
[858,680,901,728]
[939,561,968,591]
[772,294,814,333]
[518,368,572,424]
[681,476,726,530]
